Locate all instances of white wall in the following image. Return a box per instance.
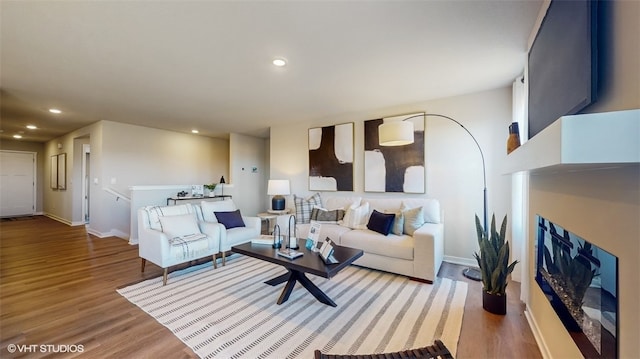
[229,133,268,216]
[45,120,230,238]
[270,86,513,265]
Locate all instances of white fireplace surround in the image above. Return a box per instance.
[506,108,639,358]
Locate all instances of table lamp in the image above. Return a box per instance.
[267,179,290,211]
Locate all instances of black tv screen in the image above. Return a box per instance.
[528,0,598,139]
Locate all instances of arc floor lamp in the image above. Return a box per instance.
[379,113,487,281]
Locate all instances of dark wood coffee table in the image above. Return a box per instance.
[231,239,363,307]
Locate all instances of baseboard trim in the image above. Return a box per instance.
[44,213,71,226]
[443,255,476,267]
[524,309,551,359]
[85,226,130,241]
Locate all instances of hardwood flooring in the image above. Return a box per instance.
[0,216,541,358]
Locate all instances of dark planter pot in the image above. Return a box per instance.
[482,291,507,315]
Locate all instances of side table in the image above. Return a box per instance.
[257,209,291,234]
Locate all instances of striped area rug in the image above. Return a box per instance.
[118,254,467,358]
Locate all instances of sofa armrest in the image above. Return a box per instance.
[412,222,444,282]
[138,227,173,265]
[242,216,262,231]
[198,221,222,252]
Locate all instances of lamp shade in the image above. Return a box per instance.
[379,121,414,146]
[267,179,290,196]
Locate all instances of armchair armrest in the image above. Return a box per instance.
[242,216,262,231]
[138,227,173,266]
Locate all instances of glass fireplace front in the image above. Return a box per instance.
[535,215,618,358]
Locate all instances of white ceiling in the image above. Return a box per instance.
[0,0,542,143]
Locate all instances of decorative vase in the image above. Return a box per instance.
[507,122,521,154]
[482,291,507,315]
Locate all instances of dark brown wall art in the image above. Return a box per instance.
[364,114,425,193]
[308,123,354,191]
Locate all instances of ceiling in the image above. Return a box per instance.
[0,0,542,143]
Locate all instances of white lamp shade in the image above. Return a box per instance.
[378,121,414,146]
[267,179,290,195]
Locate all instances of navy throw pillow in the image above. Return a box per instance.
[214,210,246,229]
[366,210,395,236]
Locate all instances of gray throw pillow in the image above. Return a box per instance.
[310,208,345,223]
[403,206,424,236]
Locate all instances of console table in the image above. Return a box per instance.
[166,195,232,206]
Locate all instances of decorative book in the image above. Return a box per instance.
[319,238,339,264]
[306,222,321,250]
[277,249,303,260]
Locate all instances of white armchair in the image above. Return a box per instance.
[138,203,221,285]
[198,200,261,264]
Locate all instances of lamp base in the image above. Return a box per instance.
[462,267,482,281]
[272,196,285,211]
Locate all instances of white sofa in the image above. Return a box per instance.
[137,200,260,284]
[293,196,444,283]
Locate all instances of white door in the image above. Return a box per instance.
[0,151,36,217]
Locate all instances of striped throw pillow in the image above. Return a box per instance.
[294,193,322,224]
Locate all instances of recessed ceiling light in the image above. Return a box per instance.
[49,108,62,114]
[191,129,199,134]
[26,125,37,130]
[13,134,22,139]
[272,58,287,67]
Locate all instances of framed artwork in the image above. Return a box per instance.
[50,155,58,189]
[364,113,425,193]
[308,122,354,191]
[57,153,66,190]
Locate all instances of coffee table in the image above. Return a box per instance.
[231,239,363,307]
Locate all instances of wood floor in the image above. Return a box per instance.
[0,216,541,358]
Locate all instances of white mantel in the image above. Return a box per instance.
[503,109,640,174]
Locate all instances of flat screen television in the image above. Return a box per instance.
[527,0,598,139]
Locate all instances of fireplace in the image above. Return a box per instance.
[535,215,618,358]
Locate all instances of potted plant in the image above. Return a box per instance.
[473,214,518,315]
[203,183,217,197]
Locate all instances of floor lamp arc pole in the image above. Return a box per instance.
[399,113,487,281]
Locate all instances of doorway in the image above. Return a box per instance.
[81,144,90,223]
[0,150,36,217]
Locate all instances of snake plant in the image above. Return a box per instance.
[543,239,596,307]
[473,214,518,295]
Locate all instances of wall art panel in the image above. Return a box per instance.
[309,123,354,191]
[364,113,425,193]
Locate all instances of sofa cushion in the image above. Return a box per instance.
[310,207,345,223]
[341,229,414,260]
[215,210,246,229]
[297,223,352,244]
[201,200,237,223]
[324,196,361,211]
[402,198,441,224]
[364,198,403,213]
[225,226,258,247]
[366,210,395,235]
[294,193,322,224]
[158,213,201,239]
[402,206,425,236]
